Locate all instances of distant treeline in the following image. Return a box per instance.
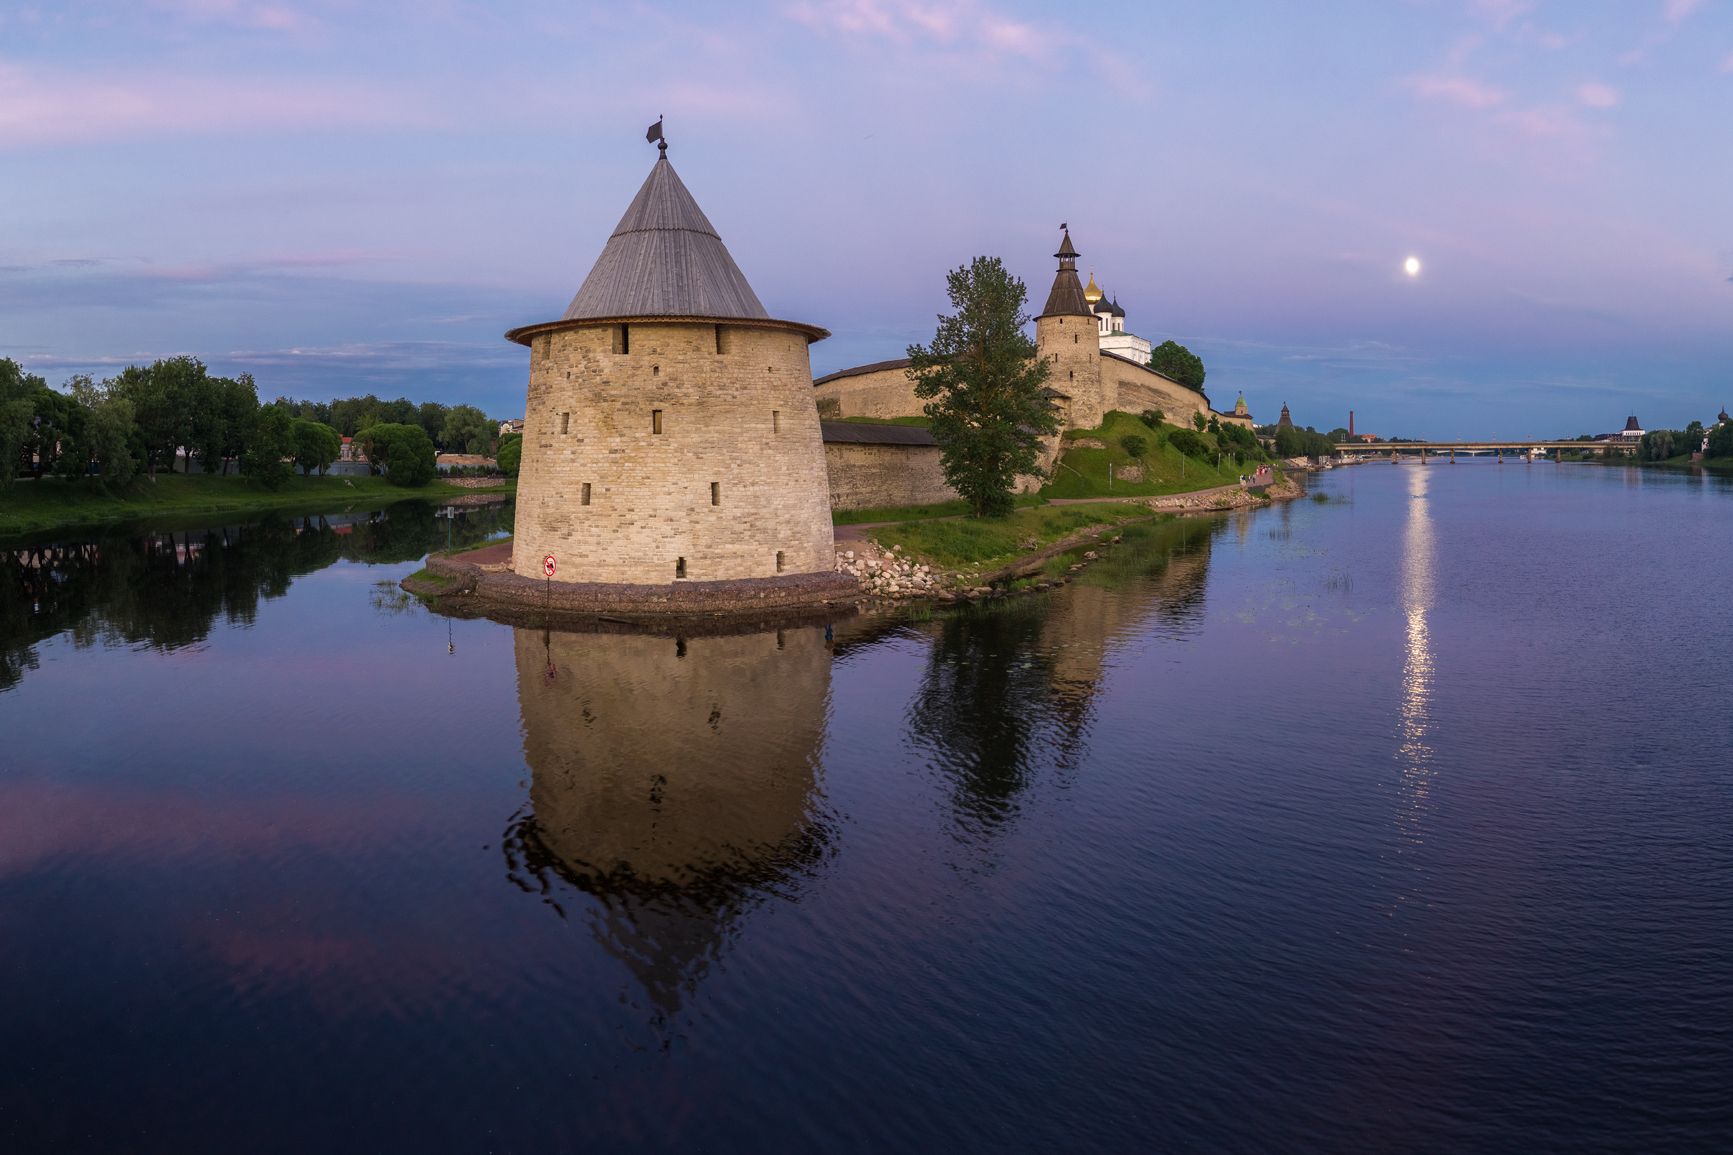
[1636,420,1733,463]
[2,355,511,490]
[1255,422,1339,459]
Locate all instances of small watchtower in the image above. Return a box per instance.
[1034,226,1106,429]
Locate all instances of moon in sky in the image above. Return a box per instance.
[1404,256,1422,277]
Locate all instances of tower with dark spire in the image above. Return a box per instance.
[1034,225,1107,428]
[504,138,841,589]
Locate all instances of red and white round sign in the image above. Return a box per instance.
[542,554,557,578]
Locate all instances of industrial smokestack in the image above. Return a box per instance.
[1349,410,1355,438]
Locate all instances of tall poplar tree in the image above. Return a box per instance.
[906,257,1058,518]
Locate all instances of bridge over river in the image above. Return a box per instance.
[1331,440,1629,462]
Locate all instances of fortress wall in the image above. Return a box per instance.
[812,366,921,420]
[824,443,956,510]
[1101,356,1215,426]
[513,321,835,584]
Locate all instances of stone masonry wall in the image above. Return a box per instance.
[514,320,835,585]
[824,442,957,510]
[1102,355,1215,427]
[812,365,921,420]
[1036,313,1106,429]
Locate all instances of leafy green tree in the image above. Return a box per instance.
[1708,421,1733,459]
[0,359,47,488]
[906,256,1059,518]
[1206,414,1221,435]
[1638,429,1677,462]
[1149,340,1206,392]
[290,419,342,475]
[241,403,295,489]
[1192,412,1207,432]
[112,356,210,476]
[358,422,436,487]
[1119,434,1148,458]
[84,396,138,486]
[497,433,522,477]
[417,400,449,446]
[440,404,493,455]
[188,373,259,475]
[1168,428,1207,458]
[25,386,84,478]
[1140,409,1164,428]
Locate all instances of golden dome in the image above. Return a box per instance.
[1083,271,1103,303]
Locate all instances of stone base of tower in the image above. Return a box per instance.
[411,548,860,624]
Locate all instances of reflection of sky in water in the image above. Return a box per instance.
[4,471,1733,1152]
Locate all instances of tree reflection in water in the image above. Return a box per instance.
[0,502,512,692]
[502,626,836,1024]
[907,516,1222,862]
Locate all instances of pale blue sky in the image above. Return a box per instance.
[2,0,1729,436]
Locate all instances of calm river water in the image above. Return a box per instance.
[2,463,1729,1153]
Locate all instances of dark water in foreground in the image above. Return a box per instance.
[1,466,1729,1153]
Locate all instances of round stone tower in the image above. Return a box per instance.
[505,144,835,586]
[1034,226,1106,430]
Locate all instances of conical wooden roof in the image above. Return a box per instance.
[562,155,770,321]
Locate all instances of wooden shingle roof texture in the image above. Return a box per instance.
[563,156,771,322]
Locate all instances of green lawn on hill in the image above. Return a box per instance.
[1040,411,1252,499]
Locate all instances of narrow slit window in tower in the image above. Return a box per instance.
[675,556,687,579]
[560,412,569,434]
[1073,334,1078,344]
[714,324,726,354]
[652,409,663,434]
[1069,370,1074,381]
[772,410,780,433]
[710,482,720,506]
[580,483,591,506]
[652,365,659,377]
[613,324,629,354]
[776,550,785,573]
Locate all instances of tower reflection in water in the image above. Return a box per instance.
[503,625,834,1018]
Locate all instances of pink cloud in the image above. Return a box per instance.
[1663,0,1702,24]
[1576,82,1620,108]
[785,0,1044,62]
[146,0,315,32]
[1406,73,1509,109]
[0,59,422,148]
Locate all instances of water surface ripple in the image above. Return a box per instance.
[1,467,1729,1153]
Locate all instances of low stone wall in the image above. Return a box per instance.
[415,549,860,620]
[824,442,957,510]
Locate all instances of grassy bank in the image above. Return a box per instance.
[832,493,1043,525]
[0,473,514,537]
[1041,411,1253,499]
[868,502,1153,570]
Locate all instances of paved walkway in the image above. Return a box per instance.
[451,540,513,566]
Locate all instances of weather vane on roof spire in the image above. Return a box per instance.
[646,115,667,155]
